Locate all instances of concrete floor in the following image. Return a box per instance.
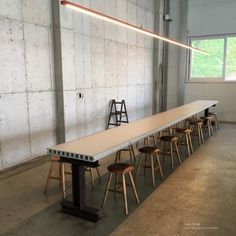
[0,123,236,236]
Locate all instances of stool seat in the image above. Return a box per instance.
[160,135,177,142]
[51,156,60,162]
[159,135,181,169]
[175,128,193,156]
[107,163,134,173]
[200,116,214,137]
[175,128,191,133]
[208,112,220,130]
[138,146,160,154]
[135,147,163,187]
[102,162,139,215]
[188,120,204,145]
[189,120,203,125]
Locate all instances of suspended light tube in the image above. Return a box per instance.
[61,0,208,55]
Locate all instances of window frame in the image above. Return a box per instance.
[187,34,236,83]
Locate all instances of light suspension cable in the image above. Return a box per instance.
[61,0,208,55]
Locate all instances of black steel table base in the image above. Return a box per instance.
[61,200,99,222]
[60,157,100,222]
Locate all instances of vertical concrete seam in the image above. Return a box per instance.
[47,1,56,145]
[52,0,66,144]
[20,0,32,160]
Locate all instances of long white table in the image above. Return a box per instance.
[47,100,218,222]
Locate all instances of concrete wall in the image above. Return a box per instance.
[166,0,181,109]
[0,0,157,170]
[168,0,236,122]
[60,0,156,141]
[0,0,55,170]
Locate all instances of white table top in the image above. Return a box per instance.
[48,100,218,162]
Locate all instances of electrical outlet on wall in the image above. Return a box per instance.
[77,91,84,99]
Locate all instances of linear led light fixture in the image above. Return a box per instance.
[61,0,208,55]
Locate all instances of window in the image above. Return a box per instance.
[188,35,236,82]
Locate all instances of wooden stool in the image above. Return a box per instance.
[160,136,181,169]
[44,156,66,198]
[115,145,136,165]
[209,112,220,130]
[188,120,204,145]
[200,116,214,137]
[86,166,102,190]
[136,135,157,149]
[135,147,164,187]
[44,156,101,197]
[101,163,140,215]
[175,128,194,157]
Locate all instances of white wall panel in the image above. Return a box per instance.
[93,88,106,133]
[117,43,128,86]
[28,91,54,156]
[83,35,92,89]
[0,18,26,93]
[105,41,117,87]
[25,24,52,91]
[84,89,94,135]
[74,33,84,89]
[127,1,137,45]
[0,94,30,167]
[127,45,137,85]
[0,0,22,20]
[64,91,77,141]
[117,0,128,44]
[136,85,145,119]
[184,0,236,122]
[91,37,105,88]
[22,0,51,26]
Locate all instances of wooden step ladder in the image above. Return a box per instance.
[106,99,129,129]
[106,99,135,164]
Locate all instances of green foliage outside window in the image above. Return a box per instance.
[190,36,236,81]
[191,39,224,78]
[226,37,236,80]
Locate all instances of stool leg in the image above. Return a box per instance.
[152,135,157,147]
[200,125,204,143]
[207,120,211,137]
[128,172,140,204]
[160,141,164,162]
[89,167,95,190]
[44,161,54,193]
[61,163,66,199]
[128,145,135,165]
[101,172,113,208]
[144,137,148,146]
[135,153,142,180]
[150,154,155,187]
[216,116,220,129]
[155,153,164,180]
[170,142,174,169]
[174,141,181,165]
[143,154,147,176]
[96,167,101,181]
[114,173,119,199]
[122,173,128,215]
[115,150,121,163]
[130,145,136,165]
[197,125,201,145]
[209,121,213,135]
[188,133,194,153]
[59,163,62,188]
[185,133,191,156]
